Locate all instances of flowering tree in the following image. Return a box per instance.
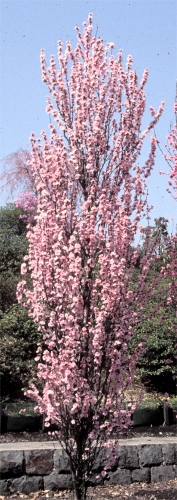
[0,148,35,200]
[17,14,165,500]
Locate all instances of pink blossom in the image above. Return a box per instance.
[15,192,37,224]
[21,263,27,275]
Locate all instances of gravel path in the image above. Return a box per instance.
[0,425,176,443]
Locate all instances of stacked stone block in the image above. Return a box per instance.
[0,443,176,495]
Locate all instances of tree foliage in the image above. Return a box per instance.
[0,203,39,401]
[132,217,177,393]
[0,305,41,401]
[0,203,27,312]
[134,298,177,393]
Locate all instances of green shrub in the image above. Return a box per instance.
[0,304,42,401]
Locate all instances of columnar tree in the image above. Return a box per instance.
[18,14,165,499]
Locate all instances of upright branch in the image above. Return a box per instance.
[163,84,177,199]
[160,86,177,327]
[17,14,165,500]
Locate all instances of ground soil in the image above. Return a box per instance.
[0,480,177,500]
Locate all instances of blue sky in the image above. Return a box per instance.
[0,0,176,234]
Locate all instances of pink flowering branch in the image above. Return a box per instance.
[163,110,177,199]
[157,86,177,377]
[162,88,177,301]
[158,83,177,199]
[15,192,37,224]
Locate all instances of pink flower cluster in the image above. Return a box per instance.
[15,192,37,224]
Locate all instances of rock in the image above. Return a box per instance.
[25,449,53,475]
[151,465,175,482]
[162,443,177,465]
[0,451,24,478]
[132,467,150,483]
[92,448,110,472]
[138,444,162,467]
[44,472,72,490]
[118,445,139,469]
[10,475,43,494]
[87,472,104,486]
[0,480,10,495]
[54,450,70,473]
[108,468,131,485]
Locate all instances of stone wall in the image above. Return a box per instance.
[0,442,176,495]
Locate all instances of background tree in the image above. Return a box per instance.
[0,203,40,401]
[135,302,177,393]
[0,148,35,200]
[0,203,27,312]
[0,304,41,401]
[17,14,165,500]
[131,217,177,393]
